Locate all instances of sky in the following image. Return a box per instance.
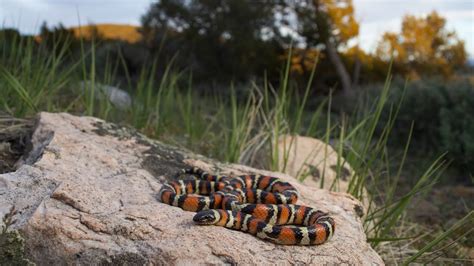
[1,0,473,57]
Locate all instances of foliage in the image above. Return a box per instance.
[38,22,82,58]
[0,29,22,47]
[140,0,366,91]
[375,78,474,176]
[278,0,360,93]
[376,11,467,79]
[341,46,388,85]
[438,81,474,174]
[4,4,467,93]
[1,18,472,264]
[141,0,283,82]
[288,0,359,47]
[0,207,32,265]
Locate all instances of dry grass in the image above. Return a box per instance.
[376,212,474,265]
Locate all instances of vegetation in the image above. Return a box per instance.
[9,3,465,94]
[376,11,467,79]
[140,1,467,91]
[1,29,472,263]
[379,78,474,177]
[289,0,359,94]
[0,0,472,263]
[141,0,282,82]
[0,207,32,265]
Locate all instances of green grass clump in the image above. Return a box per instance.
[0,33,471,264]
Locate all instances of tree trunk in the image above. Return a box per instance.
[352,55,361,89]
[325,39,352,95]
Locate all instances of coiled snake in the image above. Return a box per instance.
[158,167,335,245]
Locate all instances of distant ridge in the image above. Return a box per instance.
[70,24,142,43]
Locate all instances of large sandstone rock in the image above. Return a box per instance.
[0,112,383,265]
[277,135,371,216]
[278,135,355,191]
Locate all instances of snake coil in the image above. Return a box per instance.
[158,167,335,245]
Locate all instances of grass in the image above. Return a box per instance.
[1,33,472,264]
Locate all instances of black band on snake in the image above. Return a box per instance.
[158,167,335,245]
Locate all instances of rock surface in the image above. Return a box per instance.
[278,135,354,192]
[0,112,384,265]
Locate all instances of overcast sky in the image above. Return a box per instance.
[1,0,473,57]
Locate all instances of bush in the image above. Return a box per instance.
[438,83,474,173]
[381,78,474,176]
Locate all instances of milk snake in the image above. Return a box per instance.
[158,167,335,245]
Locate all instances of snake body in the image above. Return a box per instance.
[158,167,335,245]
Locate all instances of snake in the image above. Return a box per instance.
[158,167,335,245]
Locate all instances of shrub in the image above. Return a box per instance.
[381,78,474,176]
[438,83,474,173]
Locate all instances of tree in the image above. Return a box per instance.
[38,22,78,55]
[284,0,359,95]
[376,11,467,79]
[141,0,282,82]
[140,0,362,92]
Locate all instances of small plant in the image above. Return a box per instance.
[0,206,32,265]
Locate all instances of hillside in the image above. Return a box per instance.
[70,24,142,43]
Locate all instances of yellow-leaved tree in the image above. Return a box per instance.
[283,0,360,95]
[376,11,467,79]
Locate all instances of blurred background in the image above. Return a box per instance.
[1,0,473,263]
[2,0,472,86]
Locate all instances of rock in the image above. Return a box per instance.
[0,112,383,265]
[277,135,373,218]
[79,81,132,110]
[278,135,355,191]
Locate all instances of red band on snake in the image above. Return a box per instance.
[158,167,335,245]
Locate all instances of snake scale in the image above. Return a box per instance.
[158,167,335,245]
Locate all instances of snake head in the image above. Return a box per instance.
[193,210,220,225]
